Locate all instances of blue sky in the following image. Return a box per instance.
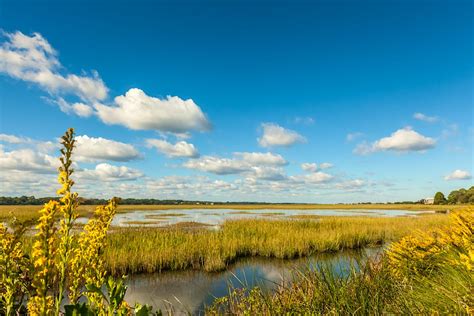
[0,0,472,202]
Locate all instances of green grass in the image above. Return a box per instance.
[102,215,448,275]
[205,210,473,315]
[206,256,472,315]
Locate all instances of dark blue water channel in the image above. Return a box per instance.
[124,247,382,315]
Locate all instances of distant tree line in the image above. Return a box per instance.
[433,186,474,205]
[1,188,473,205]
[0,196,288,206]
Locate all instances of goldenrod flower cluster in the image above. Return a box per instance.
[387,208,473,277]
[55,128,80,314]
[69,198,118,310]
[0,223,29,315]
[0,128,130,315]
[27,200,60,315]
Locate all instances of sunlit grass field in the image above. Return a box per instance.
[206,210,473,315]
[16,214,450,275]
[103,215,448,274]
[2,202,461,276]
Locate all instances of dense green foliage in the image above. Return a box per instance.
[432,186,474,205]
[434,191,447,205]
[447,186,474,204]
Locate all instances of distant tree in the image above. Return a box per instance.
[433,192,446,205]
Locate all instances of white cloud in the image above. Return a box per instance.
[184,152,287,176]
[354,127,436,155]
[0,148,59,173]
[1,31,211,135]
[146,139,199,158]
[0,134,30,144]
[413,112,438,123]
[292,171,334,184]
[183,156,249,175]
[0,171,57,196]
[444,169,472,181]
[78,163,143,181]
[75,135,141,162]
[0,31,108,104]
[251,166,287,181]
[301,163,318,172]
[258,123,306,147]
[53,98,94,117]
[234,152,287,166]
[94,88,211,133]
[335,179,365,190]
[301,162,333,172]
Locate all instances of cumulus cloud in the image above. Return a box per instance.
[292,171,334,184]
[53,98,94,117]
[301,163,317,172]
[234,152,287,166]
[78,163,143,181]
[184,152,287,177]
[258,123,306,147]
[0,133,31,144]
[301,162,333,172]
[0,31,108,105]
[0,31,212,135]
[0,171,57,196]
[94,88,211,133]
[251,166,287,181]
[75,135,141,162]
[146,138,199,158]
[413,112,438,123]
[183,156,249,175]
[354,127,436,155]
[0,148,59,173]
[444,169,472,181]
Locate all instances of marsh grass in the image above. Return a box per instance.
[103,215,448,275]
[206,209,473,315]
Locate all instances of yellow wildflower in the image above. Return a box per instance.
[28,200,60,315]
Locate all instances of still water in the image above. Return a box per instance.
[124,247,382,315]
[76,208,433,227]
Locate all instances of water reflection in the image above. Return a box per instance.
[124,247,382,315]
[76,208,433,227]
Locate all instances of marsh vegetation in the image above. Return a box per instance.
[1,129,472,315]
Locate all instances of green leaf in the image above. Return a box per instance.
[64,303,94,316]
[134,304,153,316]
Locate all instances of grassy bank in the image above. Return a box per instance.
[0,203,462,224]
[103,215,448,275]
[206,210,473,314]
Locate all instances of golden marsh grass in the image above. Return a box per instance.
[103,214,449,275]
